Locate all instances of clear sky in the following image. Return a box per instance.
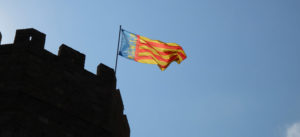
[1,0,300,137]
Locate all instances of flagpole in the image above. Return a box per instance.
[114,25,122,74]
[0,32,2,45]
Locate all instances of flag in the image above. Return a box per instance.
[119,29,187,71]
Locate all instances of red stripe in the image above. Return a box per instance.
[138,49,175,56]
[144,40,183,50]
[159,57,179,68]
[134,35,141,62]
[135,56,152,60]
[178,52,187,60]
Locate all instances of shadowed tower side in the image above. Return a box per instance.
[0,28,130,137]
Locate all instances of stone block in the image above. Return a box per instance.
[58,44,85,68]
[13,28,46,50]
[97,63,116,89]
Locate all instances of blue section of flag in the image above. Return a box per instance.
[119,29,137,60]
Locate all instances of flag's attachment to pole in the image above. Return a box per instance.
[114,25,122,74]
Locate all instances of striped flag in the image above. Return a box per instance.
[119,29,187,71]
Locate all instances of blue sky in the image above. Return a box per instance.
[1,0,300,137]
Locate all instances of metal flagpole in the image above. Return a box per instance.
[114,25,122,74]
[0,32,2,45]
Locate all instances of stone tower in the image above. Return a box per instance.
[0,28,130,137]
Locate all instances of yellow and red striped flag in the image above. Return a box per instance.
[119,29,187,71]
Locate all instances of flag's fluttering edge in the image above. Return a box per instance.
[119,29,187,71]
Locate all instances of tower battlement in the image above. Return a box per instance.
[0,28,129,137]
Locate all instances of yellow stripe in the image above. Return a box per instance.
[137,57,178,70]
[137,58,168,71]
[137,59,171,66]
[137,59,157,64]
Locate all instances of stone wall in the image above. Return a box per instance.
[0,28,129,137]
